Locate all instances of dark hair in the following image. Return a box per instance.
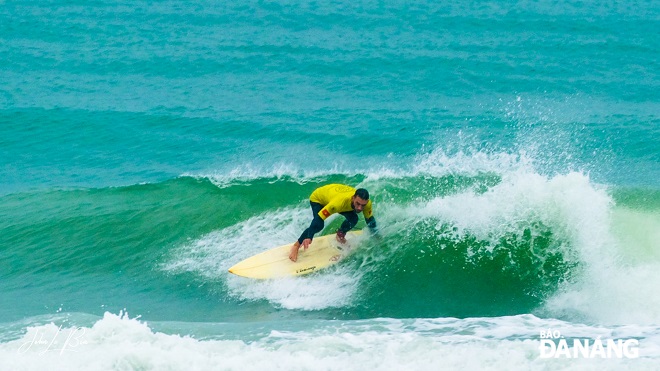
[354,188,370,200]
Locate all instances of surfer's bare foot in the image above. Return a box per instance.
[289,242,300,262]
[290,239,312,262]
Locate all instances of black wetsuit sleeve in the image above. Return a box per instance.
[365,216,377,233]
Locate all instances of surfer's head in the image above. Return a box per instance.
[352,188,369,213]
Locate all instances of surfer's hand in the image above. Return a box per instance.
[302,238,312,250]
[336,230,346,244]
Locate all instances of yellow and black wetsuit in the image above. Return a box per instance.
[297,184,377,244]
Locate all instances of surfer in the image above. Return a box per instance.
[289,184,377,262]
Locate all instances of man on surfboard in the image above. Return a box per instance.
[289,184,377,262]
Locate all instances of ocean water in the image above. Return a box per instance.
[1,0,659,369]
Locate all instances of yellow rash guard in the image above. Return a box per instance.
[309,184,373,220]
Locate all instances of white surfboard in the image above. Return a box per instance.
[228,231,364,279]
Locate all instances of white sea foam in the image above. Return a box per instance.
[392,152,660,325]
[412,146,535,178]
[163,206,309,277]
[2,312,658,371]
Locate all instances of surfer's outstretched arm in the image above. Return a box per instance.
[366,216,377,233]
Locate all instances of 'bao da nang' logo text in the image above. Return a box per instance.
[539,330,639,359]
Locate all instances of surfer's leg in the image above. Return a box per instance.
[296,202,325,244]
[291,202,325,262]
[310,202,323,218]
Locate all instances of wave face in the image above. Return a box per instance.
[4,149,658,326]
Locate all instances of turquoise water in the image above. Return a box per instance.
[1,0,659,369]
